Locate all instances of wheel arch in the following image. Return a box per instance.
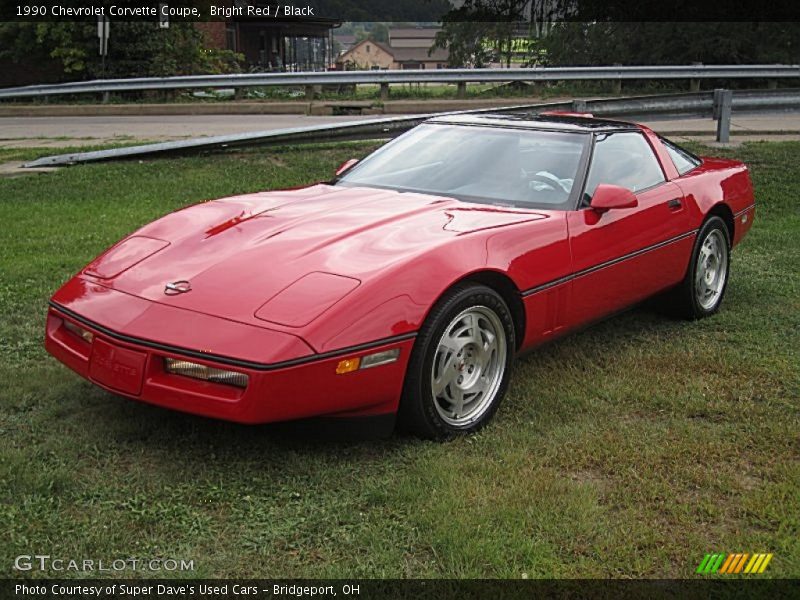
[706,203,735,243]
[431,269,526,351]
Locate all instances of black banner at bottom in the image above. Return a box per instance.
[2,579,797,600]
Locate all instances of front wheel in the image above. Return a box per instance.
[674,216,731,319]
[399,283,515,440]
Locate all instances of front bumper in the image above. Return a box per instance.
[45,304,414,424]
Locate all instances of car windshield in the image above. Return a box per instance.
[336,123,590,209]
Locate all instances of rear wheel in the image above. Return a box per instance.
[674,216,731,319]
[399,283,515,439]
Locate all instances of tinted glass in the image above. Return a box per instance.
[337,124,589,210]
[662,138,701,175]
[583,132,665,201]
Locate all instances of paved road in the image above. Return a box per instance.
[0,114,387,147]
[1,113,799,148]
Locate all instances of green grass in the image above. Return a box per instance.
[0,142,166,165]
[0,141,797,579]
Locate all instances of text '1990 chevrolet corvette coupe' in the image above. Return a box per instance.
[45,113,755,438]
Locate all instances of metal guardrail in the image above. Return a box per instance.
[3,65,800,100]
[576,88,800,118]
[22,88,800,168]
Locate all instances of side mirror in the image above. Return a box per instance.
[335,158,359,177]
[590,184,638,212]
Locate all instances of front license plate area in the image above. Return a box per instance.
[89,338,146,395]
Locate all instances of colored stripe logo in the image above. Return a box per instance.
[696,553,773,574]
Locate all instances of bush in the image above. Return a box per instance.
[0,22,244,81]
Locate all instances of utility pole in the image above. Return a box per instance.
[97,15,110,77]
[97,15,110,102]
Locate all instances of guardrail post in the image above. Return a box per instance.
[767,79,777,89]
[380,83,390,101]
[611,63,622,95]
[690,62,702,92]
[305,85,315,100]
[713,88,732,143]
[456,81,466,99]
[102,91,110,104]
[572,99,588,113]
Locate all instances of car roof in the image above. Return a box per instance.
[427,112,641,133]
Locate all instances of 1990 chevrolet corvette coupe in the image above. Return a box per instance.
[46,113,754,438]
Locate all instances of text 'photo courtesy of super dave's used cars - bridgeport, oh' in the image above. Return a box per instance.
[44,112,754,440]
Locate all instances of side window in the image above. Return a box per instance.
[583,132,666,201]
[662,138,701,175]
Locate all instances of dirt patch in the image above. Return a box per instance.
[0,160,60,177]
[569,470,609,492]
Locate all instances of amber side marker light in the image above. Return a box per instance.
[63,320,94,343]
[164,358,249,388]
[336,348,400,375]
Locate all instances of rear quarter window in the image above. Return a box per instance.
[662,138,702,175]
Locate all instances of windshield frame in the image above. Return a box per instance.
[333,122,593,211]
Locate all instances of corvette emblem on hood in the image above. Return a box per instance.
[164,280,192,295]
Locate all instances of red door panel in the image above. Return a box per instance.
[567,181,694,325]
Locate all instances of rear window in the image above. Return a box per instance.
[662,138,702,175]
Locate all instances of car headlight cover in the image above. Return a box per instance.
[84,236,169,279]
[255,271,360,327]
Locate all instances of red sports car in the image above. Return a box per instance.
[46,114,755,438]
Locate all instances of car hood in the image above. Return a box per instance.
[81,184,546,329]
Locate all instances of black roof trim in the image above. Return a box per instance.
[429,112,641,133]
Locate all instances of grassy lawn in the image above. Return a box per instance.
[0,143,166,165]
[0,140,797,579]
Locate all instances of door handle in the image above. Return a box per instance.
[667,198,683,210]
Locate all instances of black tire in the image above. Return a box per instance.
[673,216,731,320]
[398,283,515,440]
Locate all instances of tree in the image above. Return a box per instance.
[0,21,243,82]
[432,0,532,67]
[540,22,800,66]
[432,1,800,68]
[434,21,493,67]
[353,22,391,45]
